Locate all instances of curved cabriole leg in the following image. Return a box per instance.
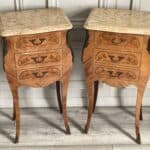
[56,81,62,113]
[61,70,71,134]
[93,81,99,113]
[85,80,94,134]
[135,79,148,144]
[9,83,20,143]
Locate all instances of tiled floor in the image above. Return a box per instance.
[0,107,150,149]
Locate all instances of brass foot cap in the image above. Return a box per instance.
[136,134,141,144]
[14,137,19,144]
[66,126,71,135]
[84,125,89,134]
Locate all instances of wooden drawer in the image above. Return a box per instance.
[14,32,62,52]
[94,65,139,82]
[94,32,143,52]
[94,49,141,68]
[17,66,62,84]
[15,50,62,68]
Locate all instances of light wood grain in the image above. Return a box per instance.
[3,30,73,143]
[82,30,150,144]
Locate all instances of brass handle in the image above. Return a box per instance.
[112,37,125,45]
[32,71,48,78]
[31,56,47,63]
[108,71,123,78]
[109,55,124,63]
[29,38,45,46]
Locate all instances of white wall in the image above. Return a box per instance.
[0,0,150,108]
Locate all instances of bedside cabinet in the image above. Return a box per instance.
[82,8,150,144]
[0,8,72,143]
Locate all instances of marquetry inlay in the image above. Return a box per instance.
[83,8,150,144]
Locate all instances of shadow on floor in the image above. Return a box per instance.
[96,111,137,143]
[0,110,12,120]
[69,117,85,133]
[24,108,66,134]
[117,88,135,117]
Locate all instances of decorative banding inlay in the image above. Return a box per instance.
[15,32,62,51]
[16,51,61,67]
[95,50,141,67]
[18,66,61,80]
[95,66,139,81]
[94,32,142,51]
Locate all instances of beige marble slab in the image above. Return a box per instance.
[84,8,150,35]
[0,8,72,37]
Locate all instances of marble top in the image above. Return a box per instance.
[0,8,72,37]
[84,8,150,35]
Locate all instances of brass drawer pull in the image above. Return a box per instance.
[111,37,125,45]
[32,71,48,78]
[109,55,124,63]
[31,56,47,63]
[108,71,123,78]
[29,38,45,46]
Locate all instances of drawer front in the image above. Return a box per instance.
[17,66,61,81]
[14,32,61,52]
[94,49,141,68]
[94,65,139,82]
[95,32,143,51]
[15,50,62,68]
